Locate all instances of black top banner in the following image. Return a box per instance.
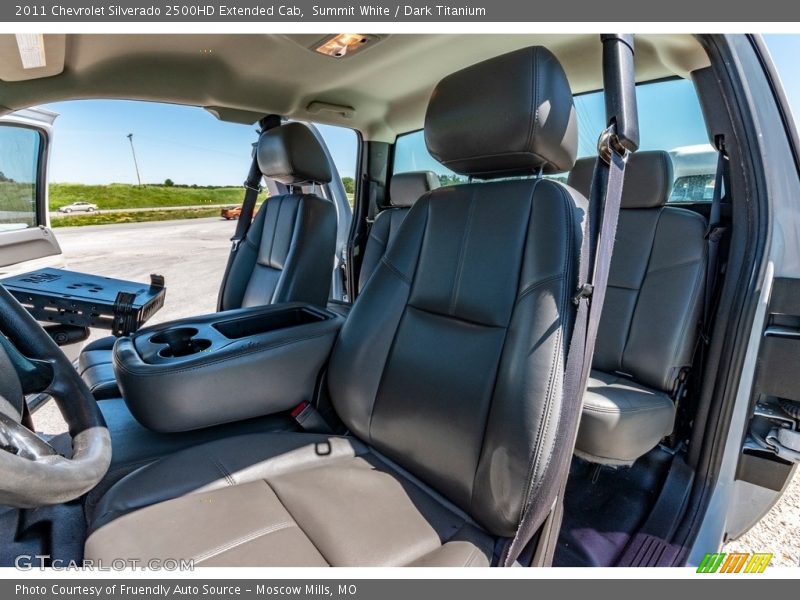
[4,0,800,22]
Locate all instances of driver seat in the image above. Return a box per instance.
[84,46,585,567]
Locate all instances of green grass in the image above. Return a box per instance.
[49,183,243,211]
[51,207,223,228]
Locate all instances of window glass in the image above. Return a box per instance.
[0,126,40,230]
[574,78,716,203]
[316,124,358,204]
[394,131,467,187]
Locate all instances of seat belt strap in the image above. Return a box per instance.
[702,139,729,339]
[500,133,629,567]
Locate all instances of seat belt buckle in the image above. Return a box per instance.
[572,283,594,306]
[290,401,333,434]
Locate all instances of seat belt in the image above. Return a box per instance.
[500,34,638,567]
[216,115,281,311]
[702,137,729,339]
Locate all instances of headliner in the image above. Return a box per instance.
[0,34,710,141]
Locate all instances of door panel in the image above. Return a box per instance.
[730,277,800,538]
[0,226,61,271]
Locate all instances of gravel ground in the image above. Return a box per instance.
[28,218,800,568]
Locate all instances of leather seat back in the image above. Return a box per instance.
[568,151,708,392]
[219,122,337,310]
[328,46,586,537]
[358,171,440,292]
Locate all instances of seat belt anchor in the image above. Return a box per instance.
[572,283,594,305]
[597,125,630,165]
[704,225,726,242]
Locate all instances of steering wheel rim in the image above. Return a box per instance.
[0,284,111,508]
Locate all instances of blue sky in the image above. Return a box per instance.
[41,35,800,185]
[40,99,358,186]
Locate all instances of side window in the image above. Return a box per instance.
[573,79,716,203]
[316,124,358,206]
[0,126,41,231]
[394,130,467,187]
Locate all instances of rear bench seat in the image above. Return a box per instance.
[568,151,708,465]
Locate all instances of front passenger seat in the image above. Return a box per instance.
[85,46,586,567]
[77,122,338,400]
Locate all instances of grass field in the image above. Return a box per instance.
[49,183,243,211]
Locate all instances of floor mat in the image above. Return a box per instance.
[553,447,673,567]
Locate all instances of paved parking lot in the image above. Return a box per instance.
[33,217,799,567]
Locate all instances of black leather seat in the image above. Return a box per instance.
[358,171,440,292]
[77,122,338,400]
[567,152,708,466]
[84,46,586,567]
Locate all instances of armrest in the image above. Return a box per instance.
[113,303,343,433]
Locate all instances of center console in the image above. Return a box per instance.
[112,303,343,432]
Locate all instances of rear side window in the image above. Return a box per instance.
[393,131,467,187]
[574,78,716,203]
[0,126,41,230]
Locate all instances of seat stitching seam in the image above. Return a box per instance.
[516,273,565,303]
[462,546,481,567]
[642,257,704,277]
[664,234,708,389]
[265,197,282,269]
[192,521,295,564]
[449,190,476,316]
[518,183,573,522]
[201,448,235,487]
[618,208,662,375]
[379,256,411,285]
[407,303,504,329]
[266,481,332,566]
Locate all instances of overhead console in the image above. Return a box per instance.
[113,303,343,432]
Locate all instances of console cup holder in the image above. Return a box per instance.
[150,327,211,358]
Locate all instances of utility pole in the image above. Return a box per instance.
[126,133,142,186]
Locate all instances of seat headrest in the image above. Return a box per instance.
[257,122,332,185]
[424,46,577,179]
[567,151,674,209]
[389,171,440,207]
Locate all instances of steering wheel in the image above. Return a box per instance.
[0,285,111,508]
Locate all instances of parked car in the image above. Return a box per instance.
[58,201,97,213]
[0,33,797,569]
[220,205,242,219]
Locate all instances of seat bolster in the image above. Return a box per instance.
[357,209,394,293]
[89,432,368,533]
[575,371,676,466]
[82,363,120,400]
[77,336,116,373]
